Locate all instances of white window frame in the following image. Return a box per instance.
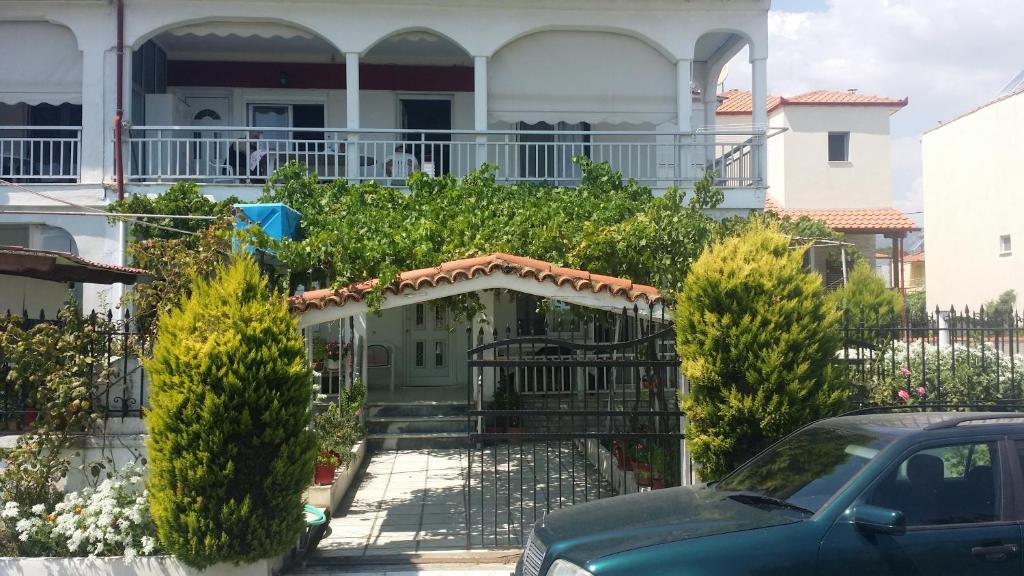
[827,131,850,163]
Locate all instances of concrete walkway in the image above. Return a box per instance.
[315,445,614,559]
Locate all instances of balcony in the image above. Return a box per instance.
[126,126,767,191]
[0,126,82,184]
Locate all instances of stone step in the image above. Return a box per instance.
[366,418,470,435]
[366,432,470,451]
[367,402,470,419]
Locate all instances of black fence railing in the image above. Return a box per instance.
[465,304,682,548]
[840,307,1024,409]
[0,309,151,431]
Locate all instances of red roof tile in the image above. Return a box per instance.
[904,251,925,263]
[718,89,908,115]
[289,253,661,314]
[764,198,919,234]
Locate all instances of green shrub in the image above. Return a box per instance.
[676,223,846,481]
[831,260,903,329]
[861,341,1023,405]
[145,254,316,568]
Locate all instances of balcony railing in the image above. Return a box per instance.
[127,127,768,190]
[0,126,82,183]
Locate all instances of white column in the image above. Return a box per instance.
[80,43,107,184]
[701,70,718,169]
[345,52,361,182]
[675,59,693,185]
[473,56,488,169]
[751,56,768,186]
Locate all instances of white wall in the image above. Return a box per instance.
[923,91,1024,310]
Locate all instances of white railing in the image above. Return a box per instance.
[0,126,81,183]
[127,126,767,189]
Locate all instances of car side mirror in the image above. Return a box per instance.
[852,504,906,535]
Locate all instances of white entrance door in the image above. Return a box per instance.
[405,303,453,387]
[185,96,231,176]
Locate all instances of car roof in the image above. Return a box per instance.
[821,411,1024,437]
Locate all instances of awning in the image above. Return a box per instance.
[0,22,82,106]
[488,31,676,126]
[0,245,151,285]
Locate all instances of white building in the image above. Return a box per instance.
[717,89,918,290]
[0,0,772,314]
[923,80,1024,310]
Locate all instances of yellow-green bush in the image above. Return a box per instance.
[145,254,316,568]
[676,224,846,480]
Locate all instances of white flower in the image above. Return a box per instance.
[2,501,20,519]
[30,503,46,515]
[140,536,155,555]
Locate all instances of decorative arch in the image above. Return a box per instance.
[129,16,342,54]
[693,28,757,65]
[361,26,472,60]
[488,25,676,62]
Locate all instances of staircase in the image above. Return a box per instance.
[365,401,471,450]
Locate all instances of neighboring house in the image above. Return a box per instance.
[875,250,925,293]
[923,76,1024,310]
[0,0,772,313]
[717,89,919,290]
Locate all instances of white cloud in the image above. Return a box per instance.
[726,0,1024,215]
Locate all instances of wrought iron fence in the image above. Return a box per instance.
[840,307,1024,409]
[465,304,683,548]
[0,309,151,432]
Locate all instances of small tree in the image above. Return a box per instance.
[831,260,903,330]
[676,224,845,480]
[145,254,316,568]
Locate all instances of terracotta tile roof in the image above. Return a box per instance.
[904,251,925,263]
[764,197,919,234]
[717,89,908,115]
[0,245,152,285]
[289,253,661,314]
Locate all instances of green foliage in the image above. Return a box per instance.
[312,386,363,467]
[861,341,1023,406]
[676,223,846,481]
[109,181,237,242]
[258,160,723,312]
[145,254,316,568]
[981,289,1017,327]
[905,291,929,328]
[831,260,903,328]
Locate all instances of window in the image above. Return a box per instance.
[415,304,425,328]
[415,341,425,367]
[518,121,590,182]
[1000,235,1012,256]
[828,132,850,162]
[434,340,446,368]
[864,442,1000,526]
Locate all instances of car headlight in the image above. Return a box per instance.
[547,559,594,576]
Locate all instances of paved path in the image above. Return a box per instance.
[315,445,614,558]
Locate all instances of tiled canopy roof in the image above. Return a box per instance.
[717,89,908,115]
[0,245,152,285]
[289,253,661,314]
[904,251,925,263]
[765,197,919,235]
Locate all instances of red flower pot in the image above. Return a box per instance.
[314,464,336,486]
[613,444,625,468]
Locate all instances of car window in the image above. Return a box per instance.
[715,425,895,513]
[865,441,1000,526]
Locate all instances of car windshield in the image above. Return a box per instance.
[715,424,896,514]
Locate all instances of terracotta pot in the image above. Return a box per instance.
[314,464,336,486]
[312,360,324,371]
[22,409,38,429]
[634,462,653,486]
[507,426,523,445]
[650,478,665,490]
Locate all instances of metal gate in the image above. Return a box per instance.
[464,305,684,549]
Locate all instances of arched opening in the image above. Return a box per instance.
[0,22,83,182]
[358,30,474,178]
[129,20,345,183]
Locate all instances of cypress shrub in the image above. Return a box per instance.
[831,259,903,331]
[676,223,845,481]
[145,254,316,568]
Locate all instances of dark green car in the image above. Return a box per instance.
[517,412,1024,576]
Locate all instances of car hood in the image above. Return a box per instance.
[535,486,799,564]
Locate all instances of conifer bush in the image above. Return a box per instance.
[145,254,316,568]
[676,224,846,480]
[831,260,903,331]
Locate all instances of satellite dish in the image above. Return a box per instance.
[717,64,730,90]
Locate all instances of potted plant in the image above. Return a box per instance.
[325,341,341,371]
[311,338,327,372]
[314,450,342,486]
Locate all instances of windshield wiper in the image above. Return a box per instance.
[726,493,814,516]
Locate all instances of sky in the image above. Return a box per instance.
[725,0,1024,226]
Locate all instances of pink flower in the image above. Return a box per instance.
[916,386,926,397]
[899,367,912,377]
[898,390,911,402]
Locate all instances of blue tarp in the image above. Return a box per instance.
[233,203,301,241]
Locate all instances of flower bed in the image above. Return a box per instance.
[303,440,366,513]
